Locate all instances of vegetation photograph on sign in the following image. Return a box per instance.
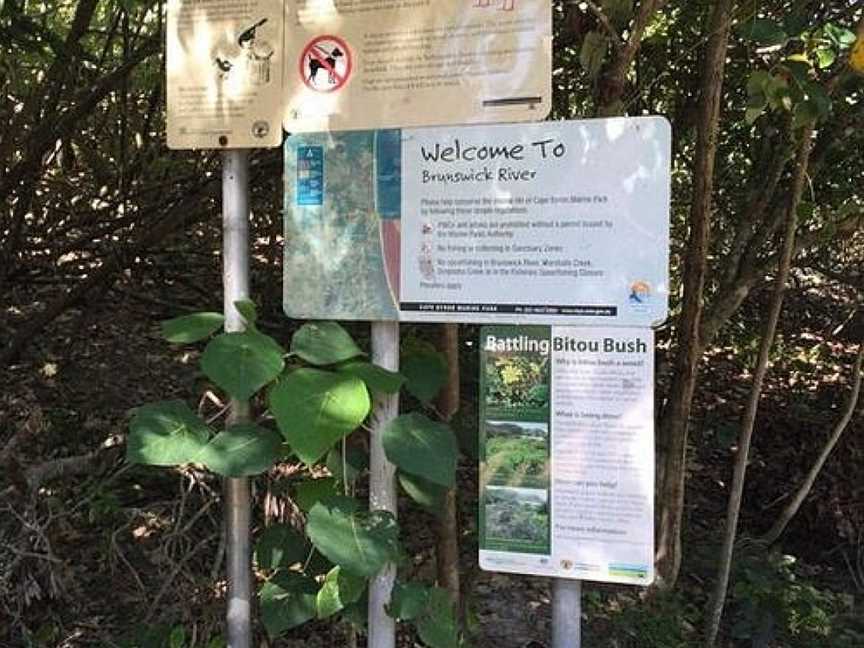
[483,486,551,555]
[484,353,551,413]
[1,1,864,647]
[483,420,549,488]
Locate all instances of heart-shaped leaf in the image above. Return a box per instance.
[316,566,366,619]
[127,400,211,466]
[387,582,431,621]
[255,524,309,571]
[337,360,405,394]
[383,413,457,487]
[416,587,461,648]
[259,574,318,638]
[234,300,258,327]
[306,496,400,577]
[291,321,363,366]
[197,424,283,477]
[401,344,448,403]
[326,446,368,486]
[269,369,370,465]
[201,331,285,401]
[399,472,447,514]
[161,312,224,344]
[737,18,787,46]
[294,478,339,512]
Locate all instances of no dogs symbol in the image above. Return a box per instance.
[301,35,352,92]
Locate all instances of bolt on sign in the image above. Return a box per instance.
[166,0,284,149]
[478,325,655,585]
[282,0,552,132]
[283,117,671,326]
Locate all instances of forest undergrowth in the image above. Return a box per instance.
[1,232,862,647]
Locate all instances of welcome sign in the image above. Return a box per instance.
[283,117,671,326]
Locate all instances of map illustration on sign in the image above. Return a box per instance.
[167,0,284,149]
[283,0,552,132]
[284,131,402,321]
[284,117,671,326]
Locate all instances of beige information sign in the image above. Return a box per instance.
[167,0,284,149]
[283,0,552,133]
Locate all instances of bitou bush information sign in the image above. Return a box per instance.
[479,325,655,585]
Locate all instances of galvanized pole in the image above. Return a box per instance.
[222,149,253,648]
[552,579,582,648]
[368,321,400,648]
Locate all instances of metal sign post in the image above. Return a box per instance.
[368,321,400,648]
[222,149,253,648]
[552,579,582,648]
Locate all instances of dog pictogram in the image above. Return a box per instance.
[300,35,352,92]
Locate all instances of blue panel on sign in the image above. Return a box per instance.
[296,146,324,206]
[375,130,401,220]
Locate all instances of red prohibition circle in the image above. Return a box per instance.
[299,34,353,93]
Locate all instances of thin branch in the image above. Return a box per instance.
[761,344,864,545]
[583,1,624,49]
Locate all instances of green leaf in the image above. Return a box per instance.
[127,401,211,466]
[255,524,309,571]
[306,496,401,577]
[745,101,767,125]
[579,31,607,80]
[291,322,363,366]
[793,100,820,129]
[399,472,447,514]
[737,18,788,46]
[161,312,224,344]
[326,446,368,486]
[387,582,431,621]
[169,625,186,648]
[782,58,812,84]
[746,70,772,95]
[815,47,836,69]
[416,588,461,648]
[269,369,371,465]
[803,81,831,117]
[824,23,856,48]
[259,574,318,638]
[336,360,405,394]
[234,300,258,327]
[316,566,366,619]
[383,413,457,487]
[782,14,807,37]
[401,344,448,403]
[294,478,339,512]
[196,424,283,477]
[201,332,285,401]
[601,0,632,28]
[341,593,369,628]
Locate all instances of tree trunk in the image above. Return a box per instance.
[703,123,816,647]
[593,0,666,116]
[761,344,863,545]
[435,324,461,606]
[654,0,735,590]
